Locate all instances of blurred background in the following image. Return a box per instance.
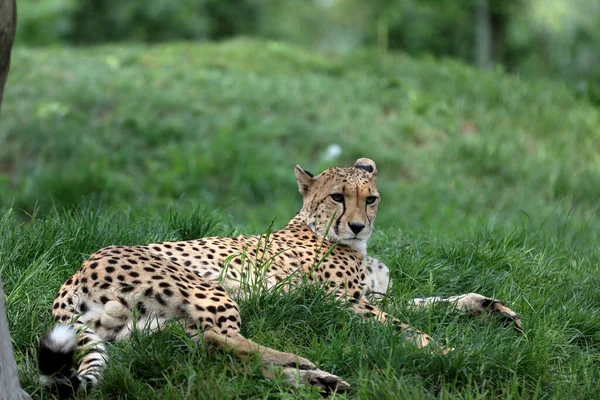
[16,0,600,101]
[2,0,599,243]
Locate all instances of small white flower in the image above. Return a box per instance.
[324,144,342,161]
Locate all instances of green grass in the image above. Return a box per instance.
[3,207,600,399]
[1,39,600,398]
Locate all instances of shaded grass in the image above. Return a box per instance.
[2,206,599,399]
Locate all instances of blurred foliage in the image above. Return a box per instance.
[17,0,260,44]
[15,0,600,103]
[508,0,600,103]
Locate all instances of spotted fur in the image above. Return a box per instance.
[38,157,521,396]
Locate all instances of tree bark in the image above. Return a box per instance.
[0,0,16,106]
[0,279,31,400]
[0,1,29,399]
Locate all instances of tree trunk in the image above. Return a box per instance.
[475,0,492,68]
[0,279,31,400]
[490,5,507,65]
[0,0,16,106]
[377,14,388,56]
[0,0,29,399]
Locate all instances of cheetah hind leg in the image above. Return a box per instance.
[101,289,348,393]
[203,328,350,394]
[102,300,350,393]
[100,290,349,393]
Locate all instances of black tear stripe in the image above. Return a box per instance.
[334,200,346,236]
[333,187,347,235]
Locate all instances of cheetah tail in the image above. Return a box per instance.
[39,323,106,398]
[39,325,81,397]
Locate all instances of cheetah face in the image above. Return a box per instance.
[294,158,380,252]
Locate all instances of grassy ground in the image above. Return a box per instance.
[1,39,600,398]
[3,207,600,399]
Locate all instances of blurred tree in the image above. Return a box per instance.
[17,0,263,45]
[15,0,74,46]
[371,0,398,54]
[376,1,474,60]
[0,0,16,105]
[476,0,520,67]
[375,0,518,64]
[203,0,262,39]
[476,0,492,68]
[65,0,209,43]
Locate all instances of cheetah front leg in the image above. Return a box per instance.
[344,295,445,351]
[363,257,522,332]
[409,293,523,332]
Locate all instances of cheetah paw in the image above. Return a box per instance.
[483,298,523,333]
[457,293,523,332]
[264,366,350,394]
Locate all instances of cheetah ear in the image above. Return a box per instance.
[354,158,378,177]
[294,165,314,196]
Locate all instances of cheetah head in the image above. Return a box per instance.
[294,158,380,253]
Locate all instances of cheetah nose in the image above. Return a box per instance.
[349,222,366,234]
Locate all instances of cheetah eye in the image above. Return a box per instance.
[330,193,344,203]
[366,196,378,205]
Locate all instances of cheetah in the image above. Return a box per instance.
[38,158,522,396]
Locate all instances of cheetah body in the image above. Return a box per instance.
[41,158,520,395]
[54,222,388,339]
